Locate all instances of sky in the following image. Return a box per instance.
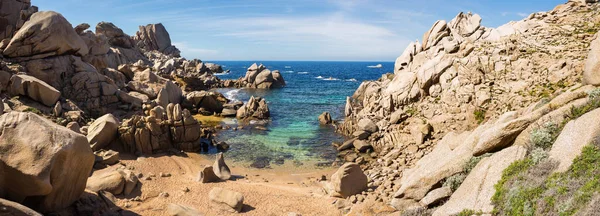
[34,0,566,61]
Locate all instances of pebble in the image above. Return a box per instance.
[159,192,169,197]
[160,172,171,177]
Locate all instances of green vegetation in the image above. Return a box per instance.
[23,107,41,115]
[493,144,600,215]
[474,109,486,124]
[530,122,560,150]
[443,154,492,192]
[457,209,483,216]
[567,88,600,121]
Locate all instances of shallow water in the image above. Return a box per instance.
[209,61,394,169]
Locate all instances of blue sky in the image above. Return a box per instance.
[35,0,565,61]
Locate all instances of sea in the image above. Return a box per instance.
[208,61,394,169]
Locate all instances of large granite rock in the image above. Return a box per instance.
[583,34,600,86]
[8,74,60,106]
[95,22,134,49]
[213,153,231,181]
[434,145,527,215]
[134,23,180,56]
[329,163,368,198]
[4,11,88,59]
[236,96,270,120]
[549,108,600,172]
[119,104,202,154]
[185,91,227,113]
[87,114,120,151]
[0,0,36,41]
[209,187,244,213]
[23,55,140,116]
[236,63,285,89]
[0,112,94,213]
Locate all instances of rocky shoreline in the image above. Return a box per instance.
[1,0,600,215]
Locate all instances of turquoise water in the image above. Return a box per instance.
[210,61,394,168]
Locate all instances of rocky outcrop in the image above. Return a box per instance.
[209,187,244,213]
[434,145,527,215]
[8,74,60,106]
[236,96,270,120]
[4,11,88,60]
[134,23,180,57]
[0,112,94,213]
[96,22,134,49]
[185,91,227,113]
[0,0,37,41]
[583,34,600,85]
[234,63,285,89]
[328,163,368,198]
[87,114,120,151]
[118,103,203,154]
[23,55,140,116]
[549,108,600,172]
[319,112,333,125]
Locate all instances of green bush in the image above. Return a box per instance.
[474,109,486,124]
[444,173,467,192]
[23,107,41,115]
[493,144,600,215]
[530,122,559,150]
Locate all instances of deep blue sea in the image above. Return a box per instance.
[209,61,394,168]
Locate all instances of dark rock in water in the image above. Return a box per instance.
[274,157,285,165]
[216,141,230,151]
[213,153,231,180]
[293,160,304,166]
[255,126,268,131]
[250,157,271,168]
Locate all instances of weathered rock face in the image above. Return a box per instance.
[85,171,124,195]
[434,145,527,215]
[236,96,270,120]
[329,163,368,198]
[197,166,221,183]
[549,108,600,172]
[0,112,94,213]
[8,74,60,106]
[23,55,139,116]
[234,63,285,89]
[118,103,202,154]
[583,34,600,85]
[4,11,88,60]
[185,91,227,113]
[96,22,134,49]
[87,114,120,151]
[319,112,332,125]
[213,153,231,181]
[0,198,42,216]
[0,0,37,41]
[134,23,180,57]
[209,187,244,213]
